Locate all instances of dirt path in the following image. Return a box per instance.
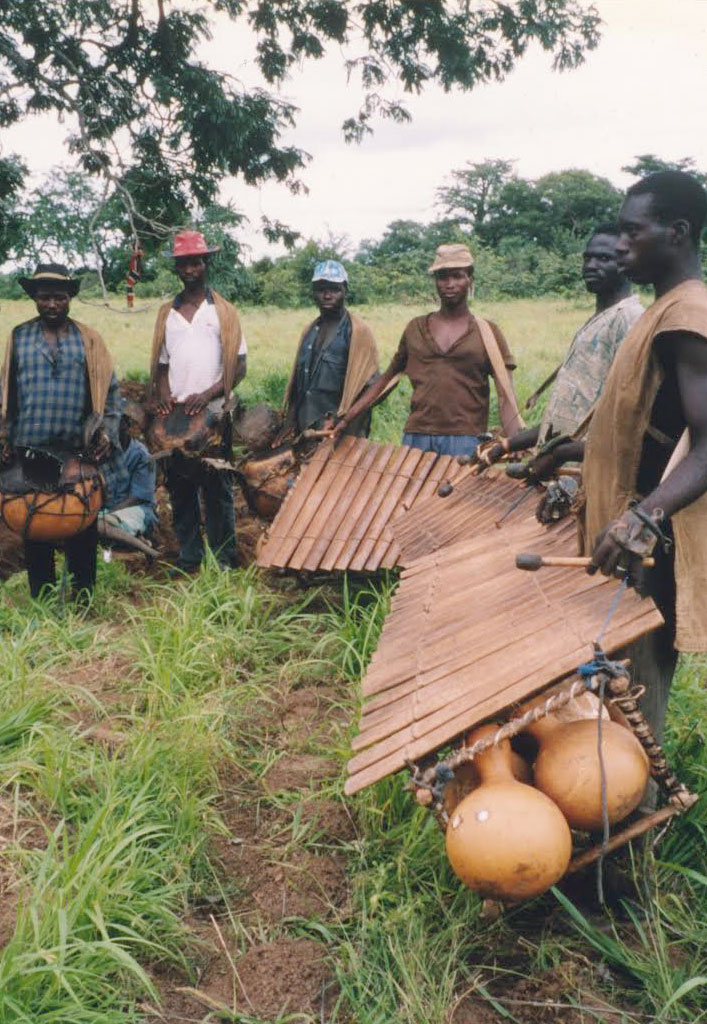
[146,683,355,1022]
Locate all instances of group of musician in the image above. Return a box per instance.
[2,168,707,748]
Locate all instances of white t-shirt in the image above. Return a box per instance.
[159,297,247,401]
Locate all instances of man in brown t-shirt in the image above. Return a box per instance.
[331,244,521,455]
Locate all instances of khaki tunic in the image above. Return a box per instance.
[583,279,707,652]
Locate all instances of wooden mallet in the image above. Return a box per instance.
[515,553,655,572]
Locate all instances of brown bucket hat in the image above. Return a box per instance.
[428,243,474,274]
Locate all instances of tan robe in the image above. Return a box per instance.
[1,318,115,434]
[583,279,707,652]
[149,290,244,402]
[282,311,379,422]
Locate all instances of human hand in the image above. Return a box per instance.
[183,391,209,415]
[474,438,507,470]
[91,431,113,463]
[0,442,12,466]
[524,448,559,482]
[329,417,348,443]
[149,395,174,416]
[588,509,657,579]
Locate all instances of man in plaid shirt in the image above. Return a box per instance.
[1,263,125,599]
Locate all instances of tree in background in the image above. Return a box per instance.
[435,159,515,238]
[0,0,600,279]
[0,154,26,262]
[622,154,707,187]
[437,165,621,247]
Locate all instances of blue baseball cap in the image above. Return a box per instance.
[312,259,348,284]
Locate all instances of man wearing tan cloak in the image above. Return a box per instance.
[1,263,124,598]
[282,260,379,438]
[549,171,707,742]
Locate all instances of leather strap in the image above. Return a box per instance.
[475,316,525,435]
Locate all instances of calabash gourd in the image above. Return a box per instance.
[443,741,531,818]
[0,456,102,543]
[445,724,572,901]
[522,705,649,831]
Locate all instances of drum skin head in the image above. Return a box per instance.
[146,404,222,456]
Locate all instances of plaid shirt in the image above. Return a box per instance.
[6,317,127,503]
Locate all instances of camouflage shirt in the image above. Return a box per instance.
[538,294,645,444]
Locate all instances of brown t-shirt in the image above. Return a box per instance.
[392,314,516,435]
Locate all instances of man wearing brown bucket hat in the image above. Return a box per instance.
[331,244,523,455]
[149,230,247,572]
[0,263,126,599]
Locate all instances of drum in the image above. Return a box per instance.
[0,448,103,542]
[238,446,299,520]
[233,403,283,451]
[146,403,224,458]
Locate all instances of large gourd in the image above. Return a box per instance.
[445,724,572,901]
[0,454,102,543]
[521,701,649,831]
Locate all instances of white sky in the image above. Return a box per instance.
[3,0,707,257]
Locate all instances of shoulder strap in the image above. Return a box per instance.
[475,316,525,434]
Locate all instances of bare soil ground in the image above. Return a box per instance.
[140,677,353,1022]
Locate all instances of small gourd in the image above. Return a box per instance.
[522,704,649,831]
[442,742,531,818]
[445,724,572,901]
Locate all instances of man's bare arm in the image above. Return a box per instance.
[476,425,541,468]
[638,332,707,517]
[331,353,405,440]
[234,354,247,387]
[151,364,173,415]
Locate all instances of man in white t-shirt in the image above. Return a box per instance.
[149,230,246,571]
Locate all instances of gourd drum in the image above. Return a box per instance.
[523,712,649,831]
[0,451,103,542]
[146,403,223,457]
[445,724,572,901]
[239,447,299,520]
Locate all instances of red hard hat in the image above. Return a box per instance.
[164,230,220,258]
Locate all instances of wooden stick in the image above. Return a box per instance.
[516,553,655,571]
[566,805,679,874]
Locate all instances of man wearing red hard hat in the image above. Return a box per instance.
[149,230,246,572]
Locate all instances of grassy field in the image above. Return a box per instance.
[0,297,705,1023]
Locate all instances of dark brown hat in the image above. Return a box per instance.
[18,263,80,298]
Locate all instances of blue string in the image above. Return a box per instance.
[596,577,629,647]
[575,577,629,906]
[576,578,629,683]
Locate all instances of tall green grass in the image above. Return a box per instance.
[0,562,346,1021]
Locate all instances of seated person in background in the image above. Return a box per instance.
[281,260,379,438]
[331,244,522,455]
[477,223,644,474]
[100,414,157,538]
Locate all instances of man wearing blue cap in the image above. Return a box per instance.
[282,260,379,436]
